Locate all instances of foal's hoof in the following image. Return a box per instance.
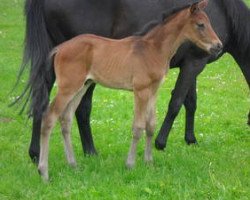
[126,163,135,169]
[144,158,153,166]
[144,152,153,163]
[38,166,49,182]
[155,139,166,150]
[69,161,77,168]
[126,159,135,169]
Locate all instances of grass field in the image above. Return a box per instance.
[0,0,249,199]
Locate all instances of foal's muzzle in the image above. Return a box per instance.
[209,42,223,56]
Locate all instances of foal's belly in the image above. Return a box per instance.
[87,70,134,91]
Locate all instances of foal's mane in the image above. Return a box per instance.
[134,0,201,36]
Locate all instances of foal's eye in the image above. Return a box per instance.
[197,23,205,30]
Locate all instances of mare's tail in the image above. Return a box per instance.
[13,0,54,118]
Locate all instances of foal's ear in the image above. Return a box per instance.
[190,0,208,14]
[190,3,199,14]
[198,0,209,10]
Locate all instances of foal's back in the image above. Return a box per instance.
[54,34,165,91]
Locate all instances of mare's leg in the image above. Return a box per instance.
[237,63,250,125]
[38,92,74,181]
[230,49,250,125]
[75,84,97,155]
[155,58,207,150]
[144,94,156,163]
[238,62,250,87]
[59,83,93,166]
[183,80,198,144]
[126,89,149,168]
[248,111,250,126]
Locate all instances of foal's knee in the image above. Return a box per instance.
[41,120,53,136]
[146,122,155,137]
[146,112,156,134]
[132,126,144,140]
[59,115,72,133]
[41,110,58,134]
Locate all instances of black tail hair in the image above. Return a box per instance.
[12,0,54,118]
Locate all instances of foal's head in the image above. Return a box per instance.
[182,0,222,55]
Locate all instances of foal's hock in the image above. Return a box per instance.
[38,0,222,181]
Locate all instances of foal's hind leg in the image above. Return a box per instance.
[59,83,93,167]
[145,95,156,164]
[38,92,75,181]
[59,106,76,167]
[126,89,149,168]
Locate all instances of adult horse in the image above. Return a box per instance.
[18,0,249,162]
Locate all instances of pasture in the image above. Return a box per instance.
[0,0,249,199]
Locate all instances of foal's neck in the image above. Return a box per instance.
[143,10,188,63]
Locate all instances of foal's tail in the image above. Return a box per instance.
[12,0,54,118]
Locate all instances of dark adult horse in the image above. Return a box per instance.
[18,0,249,162]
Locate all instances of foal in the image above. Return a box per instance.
[38,0,222,180]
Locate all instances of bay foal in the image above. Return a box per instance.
[38,0,222,180]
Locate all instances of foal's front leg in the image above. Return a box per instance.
[126,89,149,168]
[145,95,156,163]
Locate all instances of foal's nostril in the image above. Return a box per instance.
[210,42,223,55]
[216,43,223,50]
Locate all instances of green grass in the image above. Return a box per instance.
[0,0,249,199]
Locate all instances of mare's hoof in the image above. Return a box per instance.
[84,149,98,156]
[247,112,250,126]
[155,139,166,150]
[29,150,39,165]
[185,135,198,145]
